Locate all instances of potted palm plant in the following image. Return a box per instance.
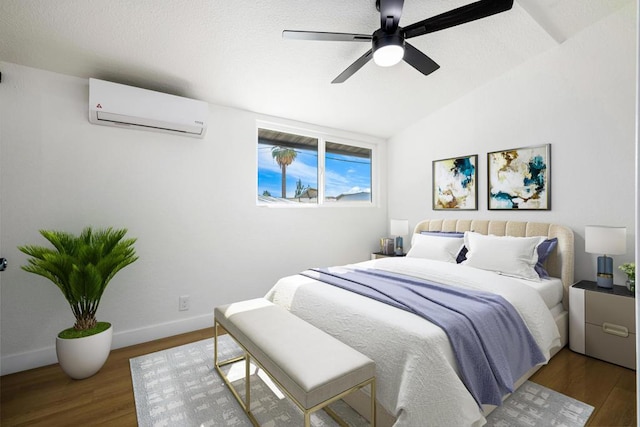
[18,227,138,379]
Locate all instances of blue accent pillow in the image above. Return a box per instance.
[456,246,468,264]
[535,238,558,279]
[419,231,467,263]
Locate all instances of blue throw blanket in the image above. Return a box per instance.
[300,267,545,407]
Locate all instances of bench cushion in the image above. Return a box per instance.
[215,298,375,409]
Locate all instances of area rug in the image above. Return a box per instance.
[130,335,366,426]
[485,381,594,427]
[131,337,593,427]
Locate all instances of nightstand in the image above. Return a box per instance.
[371,252,406,260]
[569,280,636,369]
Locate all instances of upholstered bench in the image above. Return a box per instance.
[214,298,376,427]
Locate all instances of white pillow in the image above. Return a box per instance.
[462,231,544,280]
[406,233,465,263]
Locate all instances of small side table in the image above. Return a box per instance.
[569,280,635,369]
[371,252,406,260]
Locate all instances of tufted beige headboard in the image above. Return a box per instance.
[413,219,575,311]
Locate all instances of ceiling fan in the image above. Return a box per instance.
[283,0,514,83]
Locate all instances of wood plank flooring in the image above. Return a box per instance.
[530,347,637,426]
[1,329,636,426]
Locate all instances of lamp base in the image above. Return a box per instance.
[596,255,614,288]
[596,275,613,288]
[395,236,403,256]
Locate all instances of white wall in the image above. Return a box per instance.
[387,4,637,285]
[635,1,639,422]
[0,62,387,374]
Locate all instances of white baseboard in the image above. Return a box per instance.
[0,314,213,376]
[0,346,58,377]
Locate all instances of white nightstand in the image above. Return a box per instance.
[371,252,406,260]
[569,280,636,369]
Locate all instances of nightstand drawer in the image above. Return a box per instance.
[585,323,636,369]
[586,291,635,333]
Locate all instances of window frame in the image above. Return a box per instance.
[256,120,378,208]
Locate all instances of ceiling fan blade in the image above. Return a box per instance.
[283,30,372,42]
[403,0,514,39]
[403,43,440,76]
[331,50,373,84]
[378,0,404,32]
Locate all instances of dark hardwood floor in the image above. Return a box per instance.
[1,329,636,426]
[530,347,636,426]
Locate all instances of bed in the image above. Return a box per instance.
[265,219,574,426]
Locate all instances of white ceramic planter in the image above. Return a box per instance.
[56,324,113,379]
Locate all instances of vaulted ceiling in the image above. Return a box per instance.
[0,0,633,138]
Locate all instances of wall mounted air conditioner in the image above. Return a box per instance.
[89,78,208,138]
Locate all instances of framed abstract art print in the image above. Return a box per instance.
[487,144,550,210]
[432,154,477,210]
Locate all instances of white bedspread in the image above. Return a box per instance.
[265,257,561,427]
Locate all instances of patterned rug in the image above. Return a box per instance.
[485,381,593,427]
[130,336,593,427]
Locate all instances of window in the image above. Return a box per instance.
[324,141,372,203]
[257,125,374,206]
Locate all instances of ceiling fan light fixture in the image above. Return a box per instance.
[372,29,405,67]
[374,44,404,67]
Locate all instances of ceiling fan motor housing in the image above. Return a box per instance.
[373,28,404,51]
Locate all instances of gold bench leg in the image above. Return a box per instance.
[214,320,259,426]
[371,379,376,427]
[306,377,376,427]
[245,352,251,413]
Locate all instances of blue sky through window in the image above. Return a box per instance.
[325,151,371,199]
[258,143,371,200]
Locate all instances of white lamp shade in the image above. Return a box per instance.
[585,225,626,255]
[390,219,409,236]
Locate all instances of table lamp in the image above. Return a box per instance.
[585,225,626,288]
[390,219,409,256]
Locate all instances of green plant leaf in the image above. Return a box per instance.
[18,227,138,331]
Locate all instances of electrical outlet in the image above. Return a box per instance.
[179,295,190,311]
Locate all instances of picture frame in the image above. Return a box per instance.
[487,144,551,210]
[432,154,478,210]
